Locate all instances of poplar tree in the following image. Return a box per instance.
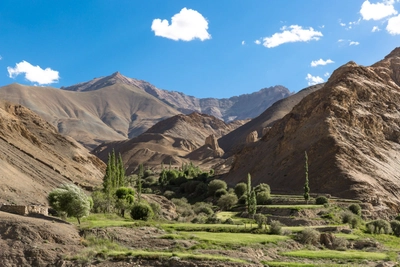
[137,163,144,202]
[304,151,310,204]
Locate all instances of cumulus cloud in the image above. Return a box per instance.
[387,14,400,35]
[262,25,323,48]
[372,26,381,32]
[306,74,324,86]
[241,40,245,45]
[311,59,334,67]
[7,61,59,85]
[349,41,360,46]
[360,0,398,20]
[151,8,211,41]
[254,39,261,45]
[324,72,330,77]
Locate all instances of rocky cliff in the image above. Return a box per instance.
[225,47,400,211]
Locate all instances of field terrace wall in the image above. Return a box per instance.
[0,204,48,216]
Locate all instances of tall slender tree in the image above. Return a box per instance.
[304,151,310,204]
[246,173,252,211]
[137,163,144,202]
[117,153,125,187]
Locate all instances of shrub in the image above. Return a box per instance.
[315,196,329,205]
[217,194,238,211]
[269,220,282,235]
[390,220,400,237]
[215,188,228,198]
[208,179,227,196]
[192,202,214,216]
[149,202,161,219]
[191,215,207,224]
[395,214,400,221]
[141,188,152,194]
[350,216,362,229]
[254,214,267,229]
[182,180,200,194]
[256,191,271,205]
[333,237,349,250]
[130,202,154,221]
[206,215,222,224]
[144,169,153,178]
[224,218,235,224]
[298,228,320,245]
[254,183,271,195]
[234,182,247,198]
[163,190,175,199]
[349,204,362,216]
[194,182,208,196]
[172,198,195,218]
[341,211,355,224]
[143,176,158,187]
[366,219,391,234]
[237,194,247,205]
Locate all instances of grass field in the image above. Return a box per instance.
[281,250,388,260]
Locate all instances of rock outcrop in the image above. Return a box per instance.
[225,47,400,212]
[246,131,258,143]
[205,134,225,157]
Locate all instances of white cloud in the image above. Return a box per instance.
[262,25,323,48]
[338,39,345,42]
[360,0,398,20]
[0,55,2,60]
[311,59,334,67]
[306,74,324,86]
[349,41,360,46]
[7,61,59,85]
[151,8,211,41]
[387,14,400,35]
[241,40,245,45]
[372,26,381,32]
[324,72,330,77]
[254,39,261,45]
[340,22,346,27]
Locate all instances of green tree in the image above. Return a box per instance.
[304,151,310,204]
[137,163,144,202]
[48,183,91,224]
[115,187,135,217]
[217,194,238,211]
[248,190,257,216]
[117,153,125,187]
[234,182,247,198]
[208,179,227,197]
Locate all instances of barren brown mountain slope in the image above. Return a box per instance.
[0,101,104,205]
[93,112,245,173]
[218,83,324,154]
[0,82,180,149]
[225,47,400,211]
[63,72,291,122]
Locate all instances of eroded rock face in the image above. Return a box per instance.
[226,47,400,213]
[246,131,258,143]
[205,134,225,157]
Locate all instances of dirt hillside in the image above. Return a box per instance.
[225,47,400,211]
[0,101,104,205]
[93,112,246,173]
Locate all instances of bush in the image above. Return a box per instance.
[215,188,228,198]
[395,214,400,221]
[256,191,271,205]
[194,182,208,196]
[315,196,329,205]
[144,169,153,178]
[130,202,154,221]
[341,211,355,224]
[254,183,271,195]
[149,202,161,219]
[391,220,400,237]
[206,215,222,224]
[234,182,247,198]
[298,228,320,245]
[172,198,195,218]
[141,188,152,194]
[192,202,214,216]
[350,216,363,229]
[254,214,267,229]
[143,176,158,187]
[191,215,207,224]
[366,219,391,234]
[238,194,247,205]
[163,190,175,199]
[349,204,362,216]
[269,220,282,235]
[224,218,235,224]
[182,180,201,194]
[217,194,238,211]
[333,237,349,250]
[208,179,227,196]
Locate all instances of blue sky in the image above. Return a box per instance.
[0,1,399,98]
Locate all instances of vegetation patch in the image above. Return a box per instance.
[281,250,388,260]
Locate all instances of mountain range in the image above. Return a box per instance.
[0,73,290,149]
